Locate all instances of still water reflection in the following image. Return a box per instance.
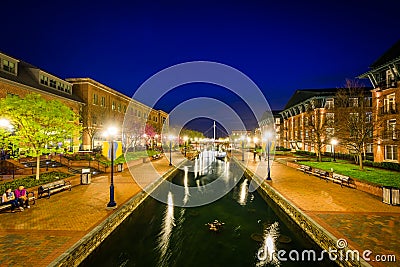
[80,151,337,267]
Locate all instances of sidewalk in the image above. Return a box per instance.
[1,151,398,267]
[232,151,400,267]
[0,153,183,267]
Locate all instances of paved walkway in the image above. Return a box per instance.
[0,153,183,267]
[232,151,400,267]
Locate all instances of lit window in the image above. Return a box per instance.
[50,79,57,88]
[349,97,358,107]
[2,59,16,74]
[93,94,98,105]
[325,98,334,109]
[384,145,398,161]
[101,97,106,107]
[40,75,48,86]
[118,103,121,112]
[112,101,116,110]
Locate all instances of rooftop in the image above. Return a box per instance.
[0,51,84,104]
[370,39,400,69]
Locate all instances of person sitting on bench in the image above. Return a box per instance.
[2,188,23,212]
[14,186,30,209]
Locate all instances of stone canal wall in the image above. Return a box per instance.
[49,166,180,267]
[235,159,372,267]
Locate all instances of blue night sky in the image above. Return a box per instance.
[2,0,400,134]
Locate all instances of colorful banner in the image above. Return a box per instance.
[102,141,122,160]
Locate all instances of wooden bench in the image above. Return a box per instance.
[151,154,163,160]
[312,168,329,180]
[0,202,13,212]
[38,180,72,199]
[0,191,36,212]
[297,164,312,174]
[329,173,351,187]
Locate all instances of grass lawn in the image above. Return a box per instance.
[124,150,160,161]
[298,160,400,188]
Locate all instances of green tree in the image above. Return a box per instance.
[0,93,81,179]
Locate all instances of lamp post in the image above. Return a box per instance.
[183,136,188,157]
[331,139,338,162]
[168,135,173,166]
[253,137,259,161]
[105,126,117,208]
[265,131,272,181]
[154,134,159,150]
[241,135,245,161]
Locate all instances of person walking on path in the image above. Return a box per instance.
[14,186,30,209]
[1,188,23,212]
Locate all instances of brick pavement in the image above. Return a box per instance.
[1,151,399,267]
[0,153,183,267]
[233,151,400,267]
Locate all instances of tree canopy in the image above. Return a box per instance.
[0,93,81,179]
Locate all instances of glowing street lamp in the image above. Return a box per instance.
[264,131,272,181]
[104,126,118,208]
[168,135,174,166]
[253,137,259,145]
[0,118,12,129]
[331,139,338,162]
[183,136,188,157]
[240,135,245,161]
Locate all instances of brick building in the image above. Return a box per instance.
[0,52,83,151]
[280,88,373,155]
[359,40,400,163]
[0,51,169,152]
[66,78,169,150]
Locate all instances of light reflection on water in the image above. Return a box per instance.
[156,191,175,266]
[79,150,337,267]
[238,178,249,206]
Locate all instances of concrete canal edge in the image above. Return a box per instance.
[48,166,180,267]
[234,158,373,267]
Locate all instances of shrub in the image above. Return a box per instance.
[294,150,316,156]
[0,171,72,194]
[363,160,400,171]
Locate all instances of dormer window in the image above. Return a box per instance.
[49,79,57,88]
[40,75,49,86]
[325,98,334,109]
[39,72,72,94]
[2,59,16,74]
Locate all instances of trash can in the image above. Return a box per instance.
[392,188,400,205]
[81,168,91,185]
[117,163,123,172]
[383,187,392,204]
[383,186,400,205]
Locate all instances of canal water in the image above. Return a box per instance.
[80,152,337,267]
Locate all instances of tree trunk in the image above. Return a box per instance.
[358,153,363,170]
[36,155,40,180]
